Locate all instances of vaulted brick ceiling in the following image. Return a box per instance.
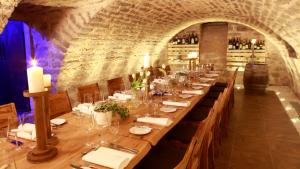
[1,0,300,98]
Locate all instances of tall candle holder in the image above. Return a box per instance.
[44,86,58,145]
[23,90,57,163]
[142,68,151,99]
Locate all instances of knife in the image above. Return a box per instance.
[109,143,139,154]
[70,164,82,169]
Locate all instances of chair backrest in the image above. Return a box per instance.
[107,77,125,96]
[174,137,198,169]
[49,91,72,119]
[165,65,171,75]
[0,103,17,128]
[77,83,101,103]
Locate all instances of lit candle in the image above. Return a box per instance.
[146,71,151,77]
[43,74,51,87]
[143,53,150,68]
[162,64,166,69]
[251,39,257,44]
[131,73,136,79]
[27,59,44,93]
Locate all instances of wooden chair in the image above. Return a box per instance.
[0,103,17,128]
[77,83,101,103]
[136,136,199,169]
[107,77,125,96]
[165,65,171,75]
[49,91,72,119]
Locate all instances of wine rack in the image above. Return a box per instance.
[226,49,267,71]
[167,43,199,65]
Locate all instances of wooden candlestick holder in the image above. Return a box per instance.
[45,86,58,145]
[23,90,57,163]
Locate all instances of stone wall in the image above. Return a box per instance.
[1,0,300,101]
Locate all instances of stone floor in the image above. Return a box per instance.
[215,86,300,169]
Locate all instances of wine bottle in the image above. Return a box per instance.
[195,34,198,44]
[228,38,232,50]
[236,38,240,50]
[190,33,195,44]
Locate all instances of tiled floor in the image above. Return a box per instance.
[215,87,300,169]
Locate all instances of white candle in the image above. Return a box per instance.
[27,60,44,93]
[43,74,51,87]
[143,53,150,68]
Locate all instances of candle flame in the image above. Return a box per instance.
[31,59,37,67]
[162,64,166,69]
[251,39,257,44]
[146,71,151,76]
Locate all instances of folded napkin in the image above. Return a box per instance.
[182,90,204,95]
[137,117,172,126]
[163,101,191,107]
[82,147,134,169]
[74,103,93,114]
[209,70,222,74]
[199,77,215,82]
[114,93,132,100]
[205,73,219,77]
[11,123,36,141]
[192,83,211,87]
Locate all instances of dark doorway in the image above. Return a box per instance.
[0,20,30,112]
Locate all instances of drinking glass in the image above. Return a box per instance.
[108,119,119,144]
[84,93,96,147]
[0,148,17,169]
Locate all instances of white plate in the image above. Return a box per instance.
[50,118,66,126]
[178,94,193,99]
[129,126,152,135]
[160,106,177,113]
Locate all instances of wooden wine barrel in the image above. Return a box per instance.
[243,63,269,93]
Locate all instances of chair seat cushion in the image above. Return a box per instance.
[166,123,198,144]
[136,142,186,169]
[185,106,211,121]
[198,97,215,107]
[206,91,222,99]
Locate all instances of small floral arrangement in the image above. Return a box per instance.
[94,101,129,119]
[131,73,144,90]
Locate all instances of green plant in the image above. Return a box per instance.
[131,74,145,90]
[94,101,129,119]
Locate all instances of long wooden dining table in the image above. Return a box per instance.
[1,73,232,169]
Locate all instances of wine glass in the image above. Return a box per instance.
[0,148,17,169]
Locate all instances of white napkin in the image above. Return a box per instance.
[182,90,204,95]
[192,83,211,87]
[11,123,36,141]
[199,77,215,82]
[113,93,132,100]
[205,73,219,77]
[82,147,134,169]
[137,117,172,126]
[162,101,191,107]
[74,103,93,114]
